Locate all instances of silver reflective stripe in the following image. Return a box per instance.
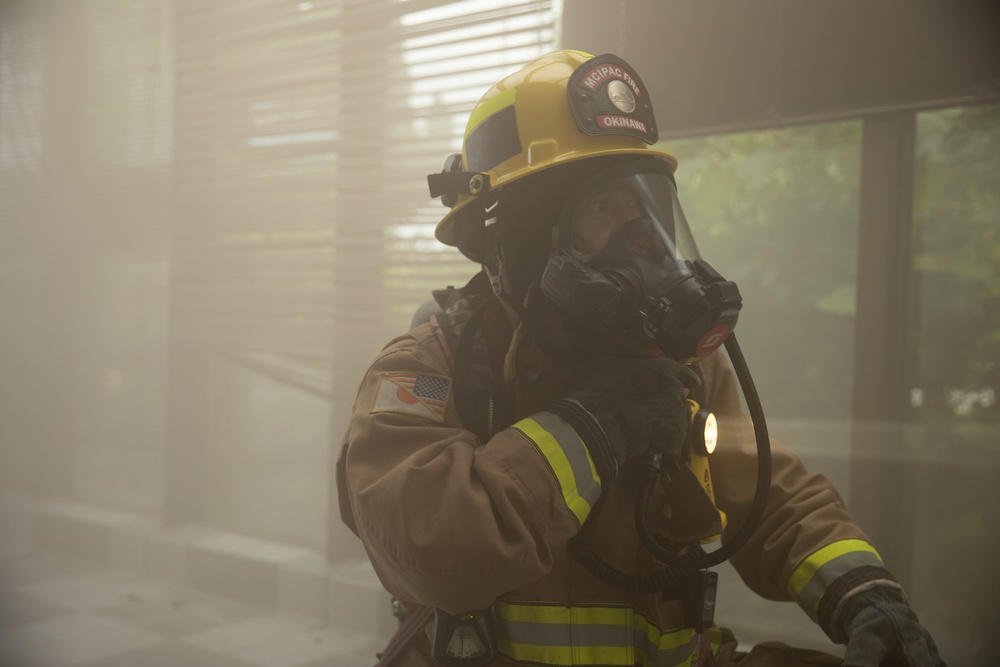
[788,539,884,621]
[530,410,602,508]
[494,600,706,667]
[511,410,602,525]
[498,618,628,647]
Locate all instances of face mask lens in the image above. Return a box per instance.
[571,185,648,257]
[543,161,725,354]
[567,171,696,266]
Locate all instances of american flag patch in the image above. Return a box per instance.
[370,372,451,422]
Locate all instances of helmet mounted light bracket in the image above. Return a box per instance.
[427,152,491,208]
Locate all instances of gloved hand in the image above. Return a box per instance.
[840,587,946,667]
[566,355,695,466]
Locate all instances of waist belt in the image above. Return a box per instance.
[493,599,723,667]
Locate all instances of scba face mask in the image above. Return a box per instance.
[540,159,743,361]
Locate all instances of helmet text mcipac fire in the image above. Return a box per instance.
[578,65,643,97]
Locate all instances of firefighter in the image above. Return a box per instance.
[336,51,944,667]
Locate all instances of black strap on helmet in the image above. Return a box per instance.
[427,152,491,208]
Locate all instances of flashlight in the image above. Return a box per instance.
[691,408,718,456]
[685,399,726,544]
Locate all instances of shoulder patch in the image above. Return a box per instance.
[370,372,451,422]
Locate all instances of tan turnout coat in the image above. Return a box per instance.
[337,290,874,666]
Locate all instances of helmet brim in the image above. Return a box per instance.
[435,148,678,255]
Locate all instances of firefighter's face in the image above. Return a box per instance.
[574,187,644,256]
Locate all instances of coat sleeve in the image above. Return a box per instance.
[337,330,611,615]
[701,352,901,638]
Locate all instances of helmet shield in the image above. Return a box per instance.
[558,159,701,296]
[541,158,725,353]
[541,159,742,361]
[563,166,699,267]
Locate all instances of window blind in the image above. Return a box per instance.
[169,0,559,546]
[172,0,559,413]
[0,0,559,538]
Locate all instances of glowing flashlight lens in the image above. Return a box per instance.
[703,412,718,455]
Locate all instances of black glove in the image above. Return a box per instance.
[566,355,695,466]
[841,587,946,667]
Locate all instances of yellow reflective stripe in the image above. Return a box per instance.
[636,613,696,650]
[787,539,881,597]
[706,626,725,656]
[494,600,706,667]
[495,635,629,667]
[633,613,699,667]
[786,539,884,620]
[466,86,516,136]
[494,601,632,665]
[512,412,601,525]
[497,600,627,625]
[494,633,557,666]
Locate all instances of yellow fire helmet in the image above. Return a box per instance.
[428,50,678,262]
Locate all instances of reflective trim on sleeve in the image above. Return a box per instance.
[511,411,602,526]
[786,539,885,621]
[494,600,721,667]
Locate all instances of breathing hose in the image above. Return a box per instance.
[574,332,772,591]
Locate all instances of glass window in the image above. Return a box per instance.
[904,103,1000,666]
[663,121,862,476]
[658,121,864,652]
[173,0,559,554]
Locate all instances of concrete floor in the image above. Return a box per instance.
[0,493,849,666]
[0,546,385,667]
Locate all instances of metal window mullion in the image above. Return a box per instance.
[849,111,917,590]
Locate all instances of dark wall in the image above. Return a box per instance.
[563,0,1000,136]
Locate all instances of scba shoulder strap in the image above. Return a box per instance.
[431,271,517,443]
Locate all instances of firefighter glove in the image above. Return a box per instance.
[567,355,694,466]
[841,586,946,667]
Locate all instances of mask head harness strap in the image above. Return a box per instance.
[482,195,503,297]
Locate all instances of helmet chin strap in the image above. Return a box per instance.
[483,201,504,299]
